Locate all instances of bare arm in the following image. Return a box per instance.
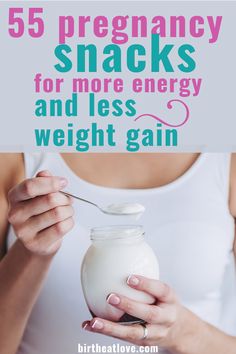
[0,155,74,354]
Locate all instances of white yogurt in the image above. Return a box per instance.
[103,203,145,219]
[81,226,159,323]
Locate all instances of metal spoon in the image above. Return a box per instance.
[61,191,145,216]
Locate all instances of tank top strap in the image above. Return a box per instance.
[23,153,69,179]
[213,153,231,199]
[24,152,47,178]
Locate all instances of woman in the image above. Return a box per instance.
[0,152,236,354]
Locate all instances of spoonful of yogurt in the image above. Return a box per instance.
[61,191,145,217]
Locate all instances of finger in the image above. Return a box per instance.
[8,175,68,203]
[87,317,142,343]
[127,275,176,303]
[84,318,166,345]
[35,170,73,205]
[27,217,74,255]
[107,293,166,324]
[16,205,74,239]
[8,192,72,224]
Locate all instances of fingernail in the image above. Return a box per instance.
[107,293,120,305]
[42,170,52,176]
[82,323,88,330]
[127,275,139,286]
[91,320,104,330]
[60,178,68,188]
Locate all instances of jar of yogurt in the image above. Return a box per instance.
[81,225,159,323]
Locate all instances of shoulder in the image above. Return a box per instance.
[229,153,236,218]
[0,153,24,258]
[0,153,25,195]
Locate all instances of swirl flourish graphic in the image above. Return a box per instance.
[134,99,190,128]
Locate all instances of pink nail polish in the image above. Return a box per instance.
[127,275,139,286]
[91,320,104,330]
[83,323,88,330]
[107,294,120,305]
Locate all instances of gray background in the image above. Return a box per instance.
[0,1,236,152]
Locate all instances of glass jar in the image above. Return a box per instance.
[81,225,159,323]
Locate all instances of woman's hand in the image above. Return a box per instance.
[8,170,74,256]
[83,275,188,350]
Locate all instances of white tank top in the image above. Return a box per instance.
[7,153,236,354]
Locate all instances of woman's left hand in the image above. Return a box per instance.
[82,275,188,349]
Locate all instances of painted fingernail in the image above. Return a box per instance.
[107,293,120,305]
[60,178,68,188]
[91,320,104,330]
[127,275,139,286]
[82,323,89,330]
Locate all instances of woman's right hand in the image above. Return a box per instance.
[7,170,74,256]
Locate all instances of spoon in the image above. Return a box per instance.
[61,191,145,216]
